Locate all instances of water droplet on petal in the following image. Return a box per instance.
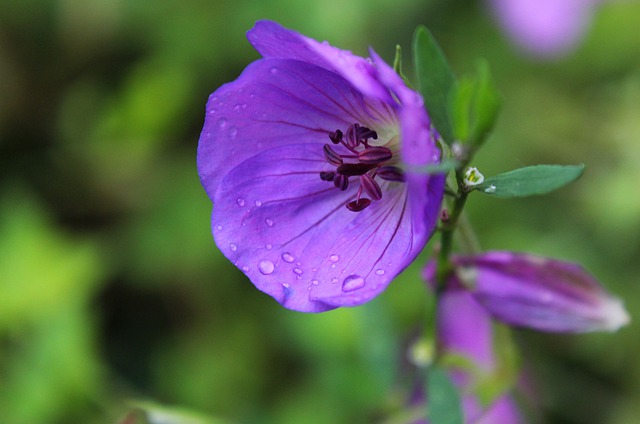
[282,282,290,288]
[228,126,238,139]
[265,243,272,250]
[217,118,227,128]
[216,225,223,231]
[270,67,278,74]
[293,267,303,275]
[258,260,275,275]
[375,269,385,276]
[342,275,365,292]
[331,277,339,284]
[329,254,339,263]
[236,198,245,207]
[282,253,295,263]
[254,200,262,207]
[265,218,274,227]
[229,243,237,251]
[233,104,242,112]
[311,279,319,286]
[242,266,249,272]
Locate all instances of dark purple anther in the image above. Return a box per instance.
[329,129,343,144]
[360,173,382,200]
[346,198,371,212]
[358,147,392,164]
[336,163,376,176]
[345,123,359,148]
[357,126,378,141]
[377,166,406,182]
[320,171,335,181]
[323,144,343,166]
[334,174,349,191]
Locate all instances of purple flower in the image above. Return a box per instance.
[425,252,629,333]
[198,21,444,312]
[412,287,523,424]
[437,288,523,424]
[488,0,603,58]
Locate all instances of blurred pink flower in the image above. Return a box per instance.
[489,0,604,58]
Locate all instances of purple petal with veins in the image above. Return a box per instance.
[198,21,444,312]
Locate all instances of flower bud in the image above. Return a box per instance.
[426,252,630,333]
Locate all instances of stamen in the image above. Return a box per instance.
[337,163,376,176]
[346,198,371,212]
[377,166,406,182]
[329,129,343,144]
[360,173,382,201]
[323,144,343,166]
[333,174,349,191]
[358,147,392,164]
[319,171,335,181]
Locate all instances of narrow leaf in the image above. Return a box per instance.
[413,26,456,143]
[450,60,501,146]
[427,365,464,424]
[476,164,585,198]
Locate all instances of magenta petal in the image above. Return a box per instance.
[198,58,391,198]
[247,20,394,103]
[214,143,418,312]
[455,252,630,333]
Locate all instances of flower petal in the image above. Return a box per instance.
[198,58,394,198]
[214,143,419,312]
[247,20,394,103]
[455,252,630,333]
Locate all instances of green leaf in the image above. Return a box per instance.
[427,365,464,424]
[413,26,457,143]
[451,60,501,146]
[475,164,585,198]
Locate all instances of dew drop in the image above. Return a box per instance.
[265,243,272,250]
[265,218,274,227]
[375,269,385,276]
[293,267,303,275]
[228,126,238,139]
[311,279,319,286]
[282,282,290,288]
[229,243,237,251]
[258,260,275,275]
[217,118,227,128]
[331,264,336,269]
[329,254,339,263]
[270,67,278,74]
[236,198,245,207]
[331,277,339,284]
[216,225,223,231]
[342,275,365,292]
[242,266,249,272]
[233,104,242,112]
[282,252,295,263]
[254,200,262,207]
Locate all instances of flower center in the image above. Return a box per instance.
[320,123,405,212]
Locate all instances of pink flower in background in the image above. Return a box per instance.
[426,252,630,333]
[489,0,605,58]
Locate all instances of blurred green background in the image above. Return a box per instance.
[1,0,639,423]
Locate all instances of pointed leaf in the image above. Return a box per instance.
[475,164,585,198]
[413,26,456,143]
[427,365,464,424]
